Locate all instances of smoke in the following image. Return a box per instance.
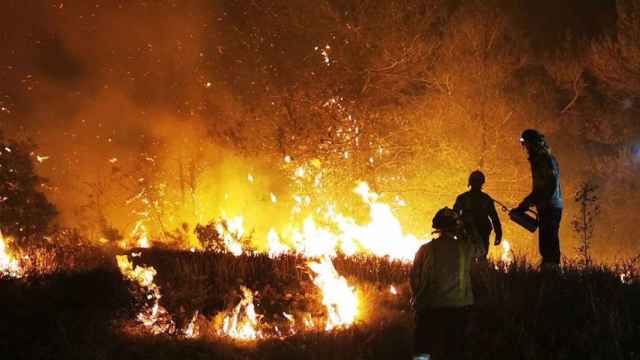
[1,1,638,261]
[0,1,289,239]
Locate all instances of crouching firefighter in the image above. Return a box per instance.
[454,170,503,260]
[410,207,484,360]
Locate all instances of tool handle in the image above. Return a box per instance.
[494,198,538,218]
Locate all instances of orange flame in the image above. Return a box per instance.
[0,231,23,278]
[218,286,263,341]
[307,256,359,330]
[116,255,175,334]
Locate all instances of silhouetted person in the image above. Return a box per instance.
[515,129,563,267]
[410,207,484,360]
[453,170,502,259]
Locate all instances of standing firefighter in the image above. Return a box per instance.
[410,207,484,360]
[515,129,563,267]
[453,170,503,259]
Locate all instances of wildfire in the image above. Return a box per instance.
[217,286,263,341]
[116,255,175,334]
[307,256,359,330]
[0,231,22,278]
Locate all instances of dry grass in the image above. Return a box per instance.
[1,246,640,359]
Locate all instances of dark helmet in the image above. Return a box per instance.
[520,129,549,154]
[432,207,459,230]
[520,129,544,145]
[468,170,485,187]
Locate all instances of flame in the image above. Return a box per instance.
[218,286,262,341]
[130,220,151,248]
[278,182,425,261]
[620,271,633,285]
[267,228,289,257]
[307,256,359,330]
[182,311,200,338]
[116,255,175,334]
[389,285,398,295]
[215,216,245,256]
[0,231,22,278]
[501,240,513,266]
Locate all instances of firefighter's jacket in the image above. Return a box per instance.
[453,190,502,238]
[523,151,563,209]
[410,233,484,312]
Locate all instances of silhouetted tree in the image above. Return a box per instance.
[0,135,57,240]
[572,180,599,267]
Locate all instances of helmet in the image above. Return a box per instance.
[432,207,459,230]
[520,129,543,144]
[468,170,485,187]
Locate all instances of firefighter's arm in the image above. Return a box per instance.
[489,200,502,245]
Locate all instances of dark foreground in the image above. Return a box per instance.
[1,249,639,360]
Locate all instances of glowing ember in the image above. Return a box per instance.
[218,286,262,341]
[389,285,398,295]
[307,256,359,331]
[116,255,175,334]
[0,231,22,278]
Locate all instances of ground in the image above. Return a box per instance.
[1,248,639,360]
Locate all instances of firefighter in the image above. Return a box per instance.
[514,129,563,267]
[410,207,484,360]
[453,170,503,259]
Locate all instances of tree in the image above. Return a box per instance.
[590,0,640,99]
[0,135,57,240]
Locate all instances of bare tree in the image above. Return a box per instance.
[572,180,600,267]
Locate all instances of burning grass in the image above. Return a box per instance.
[1,247,639,359]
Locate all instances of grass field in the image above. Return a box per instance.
[1,247,639,360]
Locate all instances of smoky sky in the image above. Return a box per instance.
[1,0,637,261]
[0,0,618,125]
